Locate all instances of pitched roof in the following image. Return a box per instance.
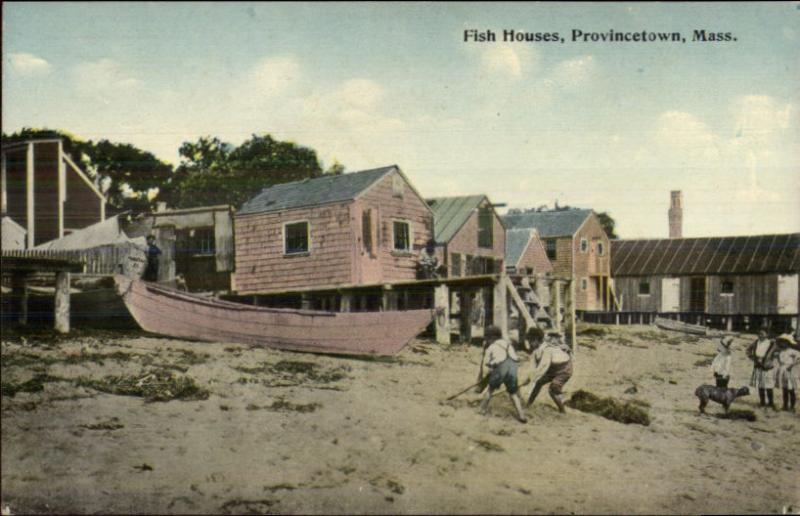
[611,234,800,276]
[426,195,487,243]
[502,209,592,238]
[238,165,397,215]
[505,228,535,267]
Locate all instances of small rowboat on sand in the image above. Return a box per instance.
[115,276,433,356]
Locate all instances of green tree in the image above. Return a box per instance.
[166,134,323,208]
[596,211,618,239]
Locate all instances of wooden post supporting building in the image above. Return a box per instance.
[435,283,450,345]
[493,274,509,339]
[564,278,576,353]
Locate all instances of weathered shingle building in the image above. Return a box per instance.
[426,195,505,277]
[504,228,553,275]
[611,233,800,331]
[233,165,434,296]
[1,138,106,247]
[503,209,610,311]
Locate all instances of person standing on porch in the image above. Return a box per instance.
[143,235,162,283]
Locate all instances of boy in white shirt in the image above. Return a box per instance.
[478,326,528,423]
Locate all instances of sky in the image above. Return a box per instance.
[3,2,799,238]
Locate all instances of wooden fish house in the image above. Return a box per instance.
[610,234,800,333]
[1,138,107,248]
[505,228,553,276]
[503,209,611,311]
[232,165,435,309]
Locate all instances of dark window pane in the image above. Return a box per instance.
[285,222,309,254]
[393,221,410,251]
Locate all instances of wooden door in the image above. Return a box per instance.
[661,278,680,312]
[689,277,706,313]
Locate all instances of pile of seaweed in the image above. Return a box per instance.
[77,370,209,402]
[566,389,651,426]
[718,409,757,422]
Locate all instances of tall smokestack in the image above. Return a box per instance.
[669,190,683,238]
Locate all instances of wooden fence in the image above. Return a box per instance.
[2,245,146,276]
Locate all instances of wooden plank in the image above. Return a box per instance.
[504,275,536,329]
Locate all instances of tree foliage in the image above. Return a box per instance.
[165,134,323,208]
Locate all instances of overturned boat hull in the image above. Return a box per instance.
[115,276,433,356]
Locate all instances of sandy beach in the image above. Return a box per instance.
[1,324,798,514]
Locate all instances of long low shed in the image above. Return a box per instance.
[610,234,800,320]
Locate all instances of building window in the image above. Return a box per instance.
[392,174,405,198]
[182,227,215,256]
[721,280,734,295]
[465,255,474,275]
[581,278,588,291]
[545,239,557,260]
[638,280,651,296]
[478,206,493,248]
[597,242,605,256]
[580,237,588,253]
[393,220,411,252]
[284,221,310,255]
[362,210,372,254]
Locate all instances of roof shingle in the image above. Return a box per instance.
[502,209,592,238]
[611,234,800,276]
[238,165,397,215]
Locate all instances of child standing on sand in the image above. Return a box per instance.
[711,336,734,388]
[774,334,799,412]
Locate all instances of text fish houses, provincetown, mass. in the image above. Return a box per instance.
[463,29,737,43]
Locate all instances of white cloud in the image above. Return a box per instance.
[550,55,595,89]
[8,52,51,76]
[73,58,142,95]
[245,56,301,96]
[733,95,793,136]
[655,110,718,150]
[481,44,524,78]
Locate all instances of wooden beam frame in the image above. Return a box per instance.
[26,142,34,248]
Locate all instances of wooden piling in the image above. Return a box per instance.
[459,289,473,344]
[551,279,562,332]
[11,274,28,325]
[435,284,451,345]
[565,278,576,352]
[493,275,508,339]
[54,271,71,333]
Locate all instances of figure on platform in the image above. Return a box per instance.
[143,235,162,282]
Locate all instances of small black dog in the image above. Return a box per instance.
[695,385,750,414]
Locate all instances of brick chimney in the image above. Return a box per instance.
[669,190,682,238]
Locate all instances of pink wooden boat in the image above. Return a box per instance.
[114,276,433,356]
